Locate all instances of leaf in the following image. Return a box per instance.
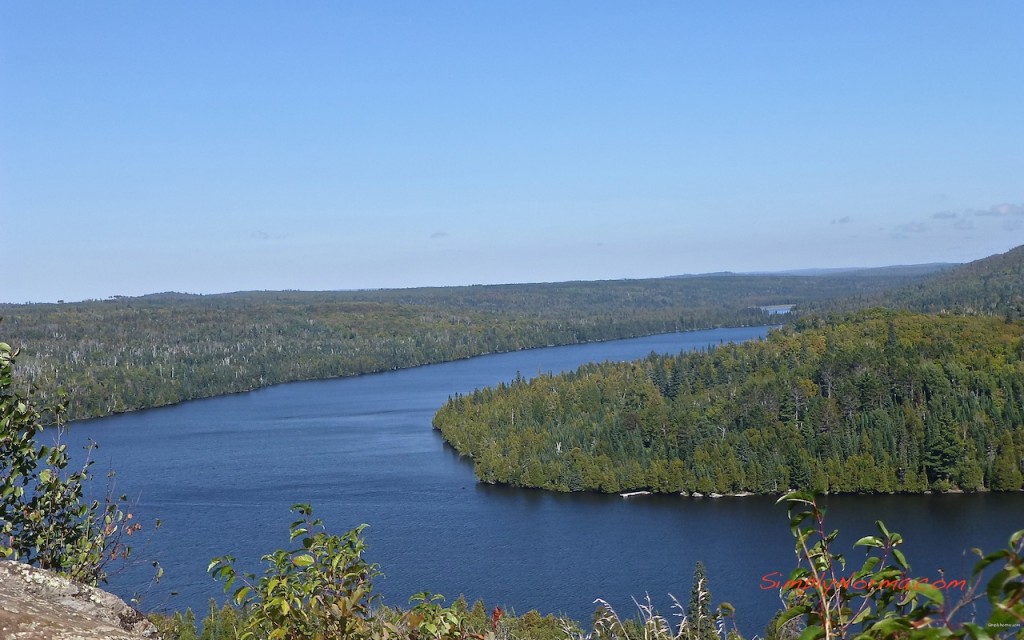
[912,582,944,606]
[893,548,908,570]
[854,536,884,548]
[850,605,873,625]
[962,622,993,640]
[798,624,825,640]
[292,554,315,567]
[775,605,810,629]
[972,550,1009,577]
[865,618,911,635]
[876,520,891,538]
[777,490,816,506]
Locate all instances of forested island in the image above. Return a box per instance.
[0,267,940,421]
[433,246,1024,495]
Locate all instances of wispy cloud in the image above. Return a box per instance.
[250,230,288,241]
[896,222,928,234]
[972,202,1024,217]
[927,201,1023,234]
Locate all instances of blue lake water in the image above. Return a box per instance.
[59,326,1024,635]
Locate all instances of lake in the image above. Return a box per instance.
[60,326,1024,635]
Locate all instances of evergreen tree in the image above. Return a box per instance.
[686,561,715,640]
[991,432,1023,490]
[923,414,962,486]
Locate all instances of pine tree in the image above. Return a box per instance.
[923,413,962,487]
[991,432,1023,490]
[686,561,715,640]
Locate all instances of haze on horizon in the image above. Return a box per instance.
[2,2,1022,304]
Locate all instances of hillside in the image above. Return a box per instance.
[804,244,1024,317]
[893,244,1024,317]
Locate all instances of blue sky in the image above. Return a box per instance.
[2,2,1022,303]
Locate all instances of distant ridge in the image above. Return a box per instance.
[770,263,956,277]
[665,263,956,279]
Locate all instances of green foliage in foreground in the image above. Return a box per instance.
[434,310,1024,494]
[209,504,381,640]
[772,491,1024,639]
[152,597,575,640]
[0,341,151,585]
[148,497,1024,640]
[193,503,578,640]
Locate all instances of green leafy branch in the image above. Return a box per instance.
[1,340,153,586]
[776,491,1024,639]
[209,504,381,640]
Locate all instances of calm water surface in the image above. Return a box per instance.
[61,327,1024,634]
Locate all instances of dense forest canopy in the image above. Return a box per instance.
[434,310,1024,494]
[0,267,940,421]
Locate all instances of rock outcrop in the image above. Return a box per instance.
[0,560,159,639]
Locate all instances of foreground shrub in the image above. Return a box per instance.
[0,340,148,585]
[210,504,382,640]
[149,601,245,640]
[774,491,1024,639]
[207,504,583,640]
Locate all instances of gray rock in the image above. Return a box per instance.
[0,560,159,640]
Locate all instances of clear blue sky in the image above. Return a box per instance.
[2,2,1022,303]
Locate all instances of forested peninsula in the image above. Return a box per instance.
[434,310,1024,494]
[0,269,937,421]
